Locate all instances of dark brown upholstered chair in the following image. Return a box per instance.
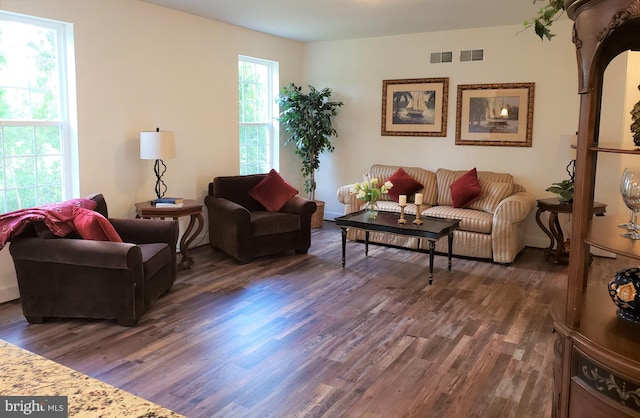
[204,174,317,264]
[8,194,178,326]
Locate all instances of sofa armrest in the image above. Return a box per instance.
[9,237,141,269]
[281,196,317,218]
[110,218,178,250]
[337,184,364,214]
[204,196,251,224]
[491,191,536,263]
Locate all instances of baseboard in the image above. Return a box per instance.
[0,284,19,304]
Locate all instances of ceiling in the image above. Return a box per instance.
[140,0,546,43]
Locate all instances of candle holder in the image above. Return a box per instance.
[413,203,424,225]
[398,204,407,224]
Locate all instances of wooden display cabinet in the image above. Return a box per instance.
[553,1,640,417]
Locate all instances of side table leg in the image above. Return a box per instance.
[428,240,435,285]
[535,207,555,261]
[178,212,204,270]
[549,212,567,263]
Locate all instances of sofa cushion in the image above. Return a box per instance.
[72,207,123,242]
[469,179,514,214]
[368,164,437,204]
[251,211,301,237]
[387,168,424,202]
[424,206,493,234]
[450,168,482,208]
[248,169,298,212]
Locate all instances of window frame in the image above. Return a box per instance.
[0,11,78,212]
[238,55,279,175]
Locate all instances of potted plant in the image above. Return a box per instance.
[276,83,343,228]
[546,179,574,203]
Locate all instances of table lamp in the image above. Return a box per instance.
[140,128,175,200]
[558,133,577,183]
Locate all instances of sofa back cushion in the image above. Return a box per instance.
[437,169,514,212]
[369,164,437,205]
[213,174,268,211]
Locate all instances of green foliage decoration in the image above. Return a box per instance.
[276,83,343,200]
[546,179,574,203]
[523,0,565,41]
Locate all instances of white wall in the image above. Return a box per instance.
[302,20,631,248]
[0,0,304,302]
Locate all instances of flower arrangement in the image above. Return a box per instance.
[351,175,393,203]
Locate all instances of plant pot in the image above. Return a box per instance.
[311,200,325,229]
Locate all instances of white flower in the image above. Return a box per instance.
[371,178,379,186]
[384,181,393,190]
[356,190,366,199]
[361,180,369,190]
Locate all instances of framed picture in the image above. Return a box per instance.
[455,82,535,147]
[381,77,449,137]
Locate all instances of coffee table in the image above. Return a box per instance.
[335,210,460,284]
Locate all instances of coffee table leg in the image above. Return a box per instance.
[448,232,454,272]
[365,231,370,257]
[428,240,435,285]
[341,228,347,267]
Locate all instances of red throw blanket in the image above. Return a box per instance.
[0,198,97,250]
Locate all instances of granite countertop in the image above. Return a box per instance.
[0,339,184,417]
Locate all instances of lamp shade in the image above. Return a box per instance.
[558,134,577,160]
[140,130,176,160]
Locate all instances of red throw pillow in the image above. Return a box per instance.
[72,207,123,242]
[248,169,299,212]
[450,168,482,208]
[387,168,423,202]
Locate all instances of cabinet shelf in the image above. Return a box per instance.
[589,143,640,154]
[586,216,640,259]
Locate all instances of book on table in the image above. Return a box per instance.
[153,202,184,208]
[153,197,184,204]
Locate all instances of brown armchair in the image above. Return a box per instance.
[204,174,317,264]
[8,194,178,326]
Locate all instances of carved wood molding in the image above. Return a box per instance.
[597,0,640,41]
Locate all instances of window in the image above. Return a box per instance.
[238,56,279,175]
[0,12,77,213]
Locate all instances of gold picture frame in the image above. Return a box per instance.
[455,82,534,147]
[381,77,449,137]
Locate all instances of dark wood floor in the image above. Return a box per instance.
[0,222,567,417]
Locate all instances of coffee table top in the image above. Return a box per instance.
[335,210,459,240]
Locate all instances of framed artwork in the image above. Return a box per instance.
[381,77,449,137]
[455,82,535,147]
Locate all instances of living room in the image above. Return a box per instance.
[1,0,638,300]
[0,0,639,416]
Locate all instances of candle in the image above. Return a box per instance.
[415,193,423,205]
[399,195,407,206]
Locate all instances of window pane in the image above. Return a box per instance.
[4,126,35,156]
[0,20,61,121]
[36,126,62,155]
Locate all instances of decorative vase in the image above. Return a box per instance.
[366,200,379,220]
[608,267,640,323]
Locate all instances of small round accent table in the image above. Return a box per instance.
[535,197,606,264]
[135,199,204,269]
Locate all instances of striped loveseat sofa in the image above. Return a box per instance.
[336,164,536,264]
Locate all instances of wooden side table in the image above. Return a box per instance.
[535,197,606,264]
[135,199,204,269]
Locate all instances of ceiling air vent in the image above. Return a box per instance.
[430,51,453,64]
[460,49,484,62]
